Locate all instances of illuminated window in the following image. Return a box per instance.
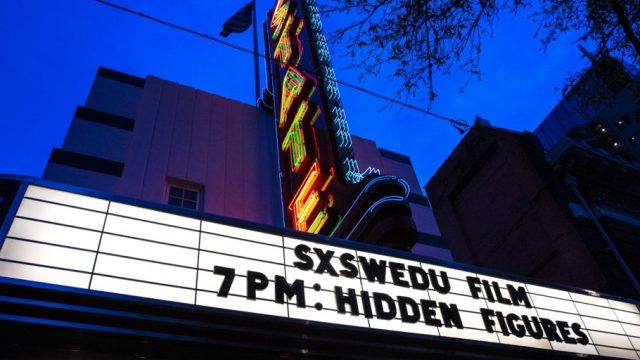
[630,131,639,146]
[594,123,607,134]
[616,114,631,129]
[166,179,202,210]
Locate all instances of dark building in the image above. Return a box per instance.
[535,55,640,163]
[428,56,640,300]
[427,118,640,299]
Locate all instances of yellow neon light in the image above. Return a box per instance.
[271,0,290,40]
[274,16,303,67]
[279,68,305,128]
[308,209,329,234]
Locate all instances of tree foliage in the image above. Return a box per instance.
[317,0,640,103]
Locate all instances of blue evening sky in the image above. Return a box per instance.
[0,0,589,192]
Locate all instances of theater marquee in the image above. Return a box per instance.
[0,185,639,358]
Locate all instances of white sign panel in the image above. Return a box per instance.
[1,185,640,359]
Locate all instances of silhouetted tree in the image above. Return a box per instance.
[318,0,640,103]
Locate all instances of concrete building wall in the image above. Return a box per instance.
[44,67,282,227]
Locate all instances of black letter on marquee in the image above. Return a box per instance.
[493,282,512,305]
[408,266,429,290]
[275,275,306,307]
[467,276,482,299]
[480,308,496,333]
[361,290,374,318]
[314,248,338,276]
[339,253,358,278]
[429,269,451,294]
[540,318,562,342]
[293,244,313,271]
[496,311,510,335]
[373,292,396,320]
[334,286,359,315]
[213,266,235,297]
[389,262,410,288]
[247,271,269,300]
[506,313,526,338]
[507,284,532,308]
[420,300,442,327]
[397,296,420,323]
[523,316,544,339]
[358,257,387,284]
[439,302,463,329]
[572,323,589,345]
[557,321,577,344]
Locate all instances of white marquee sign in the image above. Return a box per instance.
[1,185,640,359]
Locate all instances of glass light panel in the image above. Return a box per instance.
[104,215,199,248]
[283,237,357,259]
[0,238,95,272]
[595,345,639,360]
[302,285,340,310]
[93,254,196,288]
[526,284,572,300]
[7,218,101,251]
[196,290,287,317]
[582,316,626,334]
[0,260,90,288]
[575,302,617,322]
[288,303,370,328]
[458,310,491,330]
[616,309,640,325]
[497,333,552,350]
[484,298,539,318]
[623,323,640,338]
[448,277,472,297]
[588,330,633,348]
[529,293,577,314]
[439,326,500,343]
[198,250,285,278]
[108,202,199,230]
[201,233,283,264]
[428,291,487,313]
[550,340,599,355]
[91,275,195,304]
[571,292,611,307]
[99,234,197,268]
[628,336,640,351]
[284,261,363,290]
[535,309,587,328]
[421,263,473,283]
[202,221,282,246]
[368,315,441,336]
[360,276,431,300]
[610,299,640,313]
[25,185,109,212]
[16,198,106,231]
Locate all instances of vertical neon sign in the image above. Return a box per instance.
[269,0,336,234]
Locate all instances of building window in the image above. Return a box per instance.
[616,114,631,130]
[166,178,203,210]
[630,131,639,146]
[168,186,198,209]
[593,122,607,134]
